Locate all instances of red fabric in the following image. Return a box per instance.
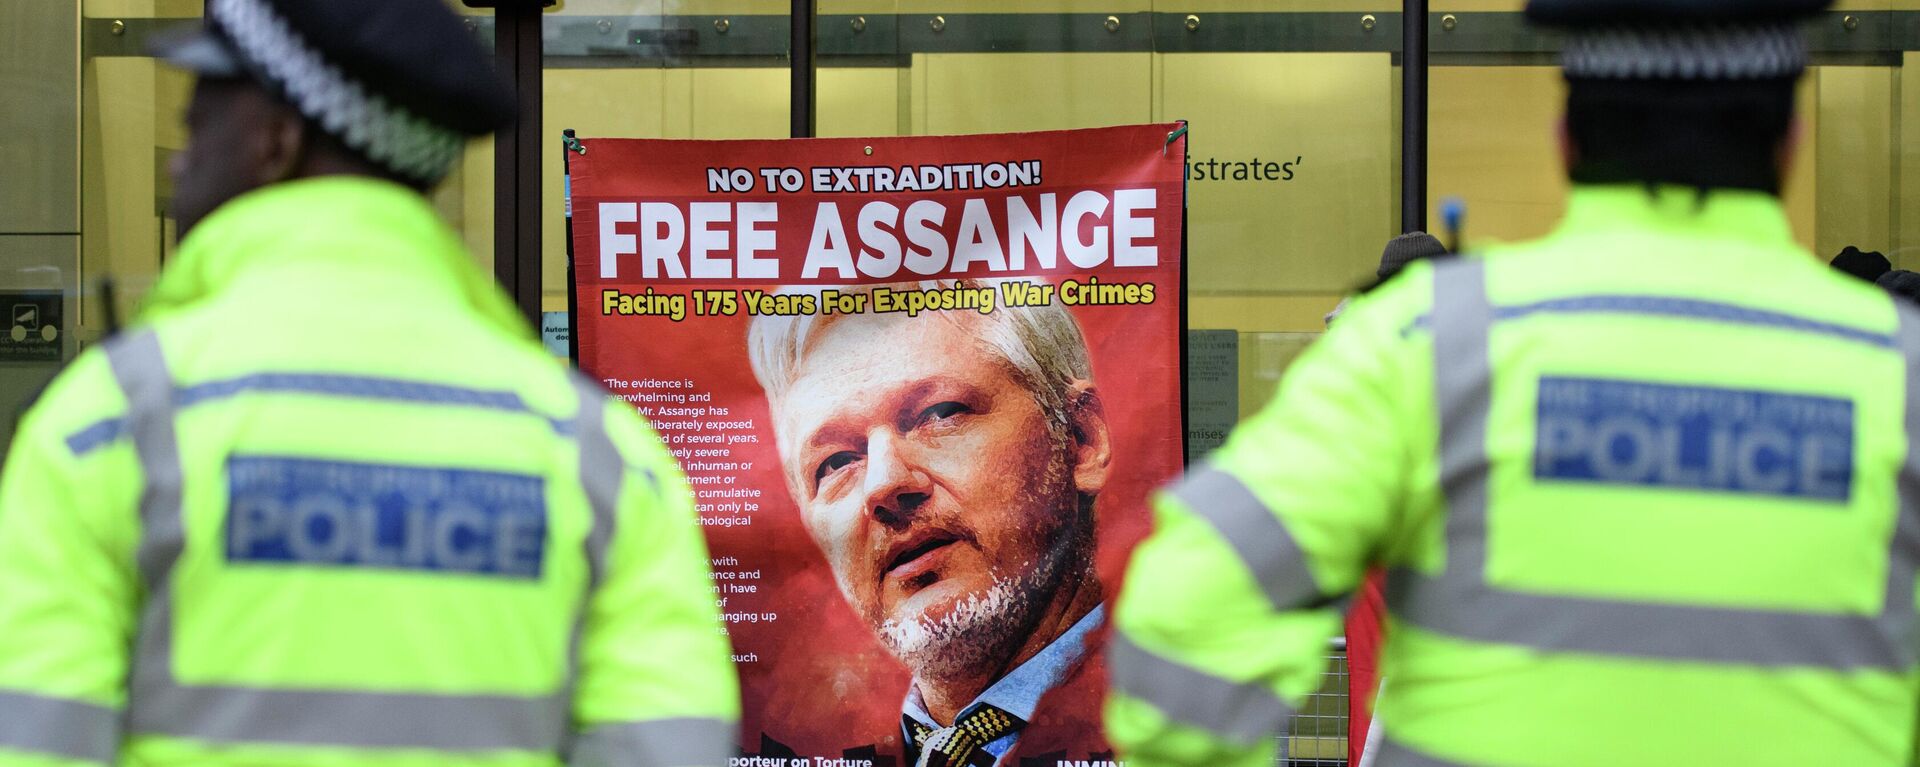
[1344,569,1388,764]
[566,126,1185,759]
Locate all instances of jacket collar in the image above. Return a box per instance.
[140,175,531,341]
[1556,184,1797,249]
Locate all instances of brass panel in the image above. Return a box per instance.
[1162,52,1395,296]
[1428,65,1565,247]
[542,68,671,307]
[1169,1,1396,11]
[538,66,785,309]
[0,0,80,234]
[1238,330,1319,418]
[1812,66,1896,262]
[430,137,497,274]
[898,0,1150,13]
[83,1,203,18]
[82,56,181,325]
[689,67,789,137]
[1190,294,1344,336]
[548,0,665,14]
[1782,76,1820,253]
[1426,68,1832,254]
[819,0,897,13]
[820,67,901,137]
[1432,0,1523,10]
[1903,52,1920,269]
[912,51,1151,134]
[661,0,783,14]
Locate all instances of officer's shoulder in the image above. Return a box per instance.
[568,369,671,456]
[11,341,127,456]
[1338,257,1442,337]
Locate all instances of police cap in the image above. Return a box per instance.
[1526,0,1833,81]
[154,0,515,187]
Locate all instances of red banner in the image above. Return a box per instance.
[570,124,1186,767]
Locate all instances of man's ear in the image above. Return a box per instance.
[1556,116,1579,176]
[1065,380,1112,495]
[1776,115,1805,185]
[255,104,309,185]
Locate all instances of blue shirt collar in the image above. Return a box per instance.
[901,605,1105,757]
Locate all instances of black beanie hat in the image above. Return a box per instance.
[1379,232,1450,281]
[1832,246,1893,284]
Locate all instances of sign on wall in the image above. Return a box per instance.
[570,124,1187,766]
[1185,329,1238,458]
[540,311,570,358]
[0,292,62,363]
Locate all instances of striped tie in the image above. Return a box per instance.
[905,704,1023,767]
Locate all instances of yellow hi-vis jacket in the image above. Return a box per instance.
[1108,185,1920,766]
[0,177,740,767]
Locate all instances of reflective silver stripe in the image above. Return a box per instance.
[102,331,185,590]
[570,717,739,767]
[99,331,188,746]
[69,372,575,457]
[1389,568,1910,668]
[1388,260,1920,670]
[1374,737,1478,767]
[122,569,570,751]
[1887,303,1920,660]
[1166,466,1322,609]
[100,330,194,751]
[134,685,569,751]
[572,375,623,591]
[105,332,572,752]
[1430,259,1492,583]
[0,690,119,764]
[124,566,567,751]
[1106,631,1294,746]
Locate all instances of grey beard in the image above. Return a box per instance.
[877,505,1095,689]
[860,427,1094,687]
[879,548,1063,686]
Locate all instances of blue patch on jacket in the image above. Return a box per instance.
[225,456,548,578]
[1534,377,1854,502]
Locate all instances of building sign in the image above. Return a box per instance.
[1186,329,1238,458]
[1,292,62,363]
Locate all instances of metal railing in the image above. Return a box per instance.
[1281,636,1353,766]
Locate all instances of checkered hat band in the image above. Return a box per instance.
[1562,24,1807,81]
[209,0,465,185]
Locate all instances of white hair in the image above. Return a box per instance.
[748,279,1102,684]
[746,278,1094,437]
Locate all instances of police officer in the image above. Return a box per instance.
[0,1,738,766]
[1106,1,1920,765]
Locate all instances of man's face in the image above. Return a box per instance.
[168,77,296,238]
[774,312,1088,672]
